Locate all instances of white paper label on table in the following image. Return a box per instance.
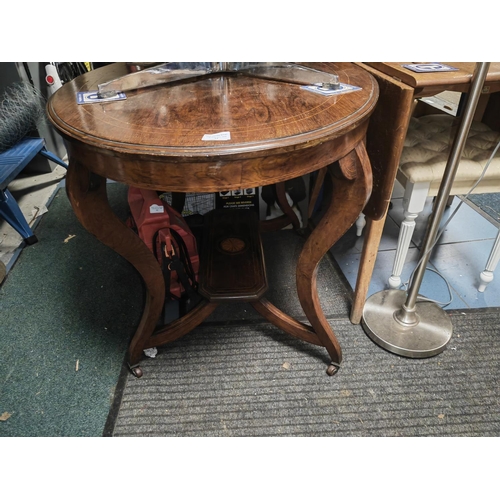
[202,131,231,141]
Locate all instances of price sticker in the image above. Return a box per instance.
[403,63,458,73]
[76,91,127,104]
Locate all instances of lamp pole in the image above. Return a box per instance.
[362,62,490,358]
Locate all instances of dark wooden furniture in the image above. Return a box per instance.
[199,209,268,302]
[349,62,500,324]
[47,62,378,376]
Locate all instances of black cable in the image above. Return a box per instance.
[22,63,34,87]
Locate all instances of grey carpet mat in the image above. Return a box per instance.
[103,186,500,437]
[111,306,500,436]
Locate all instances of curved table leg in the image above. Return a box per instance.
[147,300,219,347]
[65,160,166,368]
[296,142,372,373]
[66,161,221,373]
[259,214,293,232]
[252,297,323,346]
[259,182,301,233]
[275,182,301,229]
[308,167,327,219]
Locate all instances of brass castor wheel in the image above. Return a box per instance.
[326,363,340,376]
[130,366,143,378]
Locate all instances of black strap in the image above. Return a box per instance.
[170,229,197,292]
[165,246,195,298]
[155,228,197,299]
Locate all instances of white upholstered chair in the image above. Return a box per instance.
[370,113,500,291]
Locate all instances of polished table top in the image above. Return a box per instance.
[47,62,378,191]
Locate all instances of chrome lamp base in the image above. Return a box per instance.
[361,289,453,358]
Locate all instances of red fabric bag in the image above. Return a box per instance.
[127,187,200,302]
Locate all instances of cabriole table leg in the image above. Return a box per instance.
[65,161,166,372]
[296,143,372,374]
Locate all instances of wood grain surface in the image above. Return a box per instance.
[48,63,378,192]
[48,62,378,156]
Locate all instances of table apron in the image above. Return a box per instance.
[63,121,369,192]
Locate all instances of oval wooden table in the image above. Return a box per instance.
[47,62,379,376]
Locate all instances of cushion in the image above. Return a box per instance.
[398,114,500,195]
